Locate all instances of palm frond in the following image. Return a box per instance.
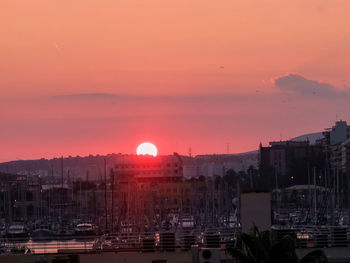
[229,247,257,263]
[299,249,328,263]
[269,235,298,263]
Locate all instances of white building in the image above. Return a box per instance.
[324,120,350,145]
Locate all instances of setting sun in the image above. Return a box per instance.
[136,142,158,157]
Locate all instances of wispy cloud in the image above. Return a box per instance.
[52,93,121,100]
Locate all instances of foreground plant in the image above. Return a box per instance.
[226,226,328,263]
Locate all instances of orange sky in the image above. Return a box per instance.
[1,0,350,161]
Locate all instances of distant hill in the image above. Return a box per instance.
[0,154,120,181]
[291,132,324,144]
[0,132,324,179]
[0,151,259,180]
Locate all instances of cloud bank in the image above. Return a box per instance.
[274,73,350,97]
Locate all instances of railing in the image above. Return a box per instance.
[272,225,350,248]
[0,228,237,254]
[3,226,350,255]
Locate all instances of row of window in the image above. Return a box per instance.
[115,163,179,169]
[138,185,190,193]
[137,169,178,175]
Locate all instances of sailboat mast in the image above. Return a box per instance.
[60,156,64,230]
[104,158,108,232]
[314,167,317,224]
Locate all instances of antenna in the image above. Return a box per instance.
[189,147,192,157]
[226,142,230,154]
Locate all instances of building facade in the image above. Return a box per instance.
[318,121,350,208]
[111,154,235,232]
[0,173,41,222]
[259,141,325,189]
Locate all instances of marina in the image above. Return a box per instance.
[0,228,237,254]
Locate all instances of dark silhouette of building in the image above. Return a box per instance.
[0,173,41,222]
[259,141,325,189]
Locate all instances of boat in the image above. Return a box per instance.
[31,227,55,241]
[74,223,95,237]
[6,224,29,240]
[182,215,194,229]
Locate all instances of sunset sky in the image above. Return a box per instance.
[1,0,350,162]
